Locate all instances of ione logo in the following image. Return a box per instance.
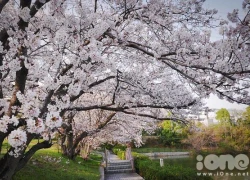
[196,154,249,171]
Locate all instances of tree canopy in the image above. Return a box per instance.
[215,108,231,124]
[240,106,250,125]
[0,0,249,179]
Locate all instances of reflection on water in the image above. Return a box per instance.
[152,155,250,180]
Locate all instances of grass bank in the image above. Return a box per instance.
[1,140,101,180]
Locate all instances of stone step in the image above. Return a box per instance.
[120,177,144,180]
[107,161,131,166]
[107,164,132,170]
[107,163,132,167]
[105,168,134,174]
[105,173,144,180]
[108,160,130,164]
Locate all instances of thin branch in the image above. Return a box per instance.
[97,112,116,129]
[70,75,116,102]
[66,99,196,112]
[94,0,97,12]
[89,75,116,89]
[112,70,120,104]
[121,110,186,123]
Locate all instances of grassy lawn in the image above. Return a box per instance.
[1,139,101,180]
[132,147,188,153]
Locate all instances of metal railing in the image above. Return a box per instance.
[125,147,134,171]
[104,148,109,167]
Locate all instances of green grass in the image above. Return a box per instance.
[1,140,101,180]
[132,147,188,153]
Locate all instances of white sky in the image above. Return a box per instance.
[203,0,248,110]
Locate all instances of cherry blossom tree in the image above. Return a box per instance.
[60,93,160,159]
[0,0,249,179]
[210,0,250,104]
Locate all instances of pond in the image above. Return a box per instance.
[151,155,250,180]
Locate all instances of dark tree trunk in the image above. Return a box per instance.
[0,139,52,180]
[0,152,23,180]
[61,131,75,159]
[60,122,88,160]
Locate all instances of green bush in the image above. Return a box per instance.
[112,144,127,159]
[117,150,125,160]
[134,156,212,180]
[112,147,211,180]
[113,148,145,160]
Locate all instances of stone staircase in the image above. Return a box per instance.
[106,160,134,174]
[104,149,144,180]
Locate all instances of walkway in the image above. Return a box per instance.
[105,173,144,180]
[104,151,144,180]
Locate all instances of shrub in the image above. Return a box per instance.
[112,147,211,180]
[112,144,127,159]
[134,156,212,180]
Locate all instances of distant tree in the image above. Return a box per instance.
[185,107,250,152]
[216,108,231,124]
[241,106,250,126]
[158,120,187,146]
[184,125,219,152]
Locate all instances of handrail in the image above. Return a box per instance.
[125,147,134,171]
[104,148,109,167]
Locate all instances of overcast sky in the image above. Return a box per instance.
[202,0,248,110]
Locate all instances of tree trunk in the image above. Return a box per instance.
[80,142,91,160]
[62,132,75,159]
[0,139,52,180]
[60,113,115,160]
[60,130,88,160]
[0,150,23,180]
